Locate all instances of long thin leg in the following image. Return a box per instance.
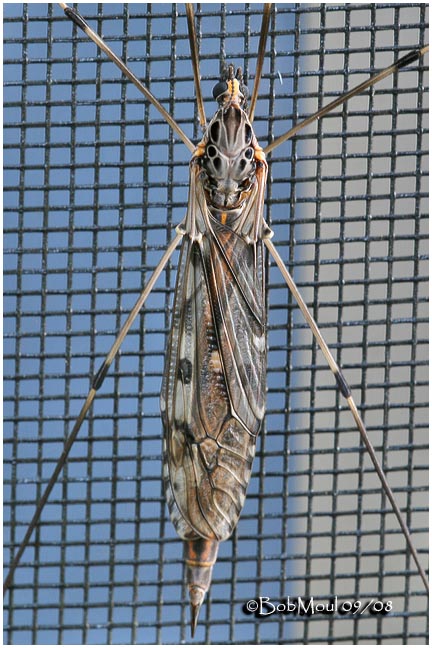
[185,4,206,130]
[248,3,272,123]
[265,237,429,592]
[59,3,195,153]
[185,2,272,127]
[265,45,429,154]
[3,232,184,595]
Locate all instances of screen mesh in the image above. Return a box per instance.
[4,3,429,645]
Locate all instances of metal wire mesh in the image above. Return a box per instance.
[3,3,429,644]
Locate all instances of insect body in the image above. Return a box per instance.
[161,67,269,631]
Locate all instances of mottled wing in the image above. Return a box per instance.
[161,195,267,542]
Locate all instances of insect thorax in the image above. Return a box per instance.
[198,104,259,215]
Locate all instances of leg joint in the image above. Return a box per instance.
[335,369,351,399]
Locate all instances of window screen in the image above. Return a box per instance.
[4,3,429,644]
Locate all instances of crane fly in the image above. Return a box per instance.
[3,3,429,642]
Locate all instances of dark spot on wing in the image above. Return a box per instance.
[178,358,192,384]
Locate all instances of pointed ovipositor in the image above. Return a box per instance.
[184,537,219,636]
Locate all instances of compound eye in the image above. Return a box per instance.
[213,80,228,100]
